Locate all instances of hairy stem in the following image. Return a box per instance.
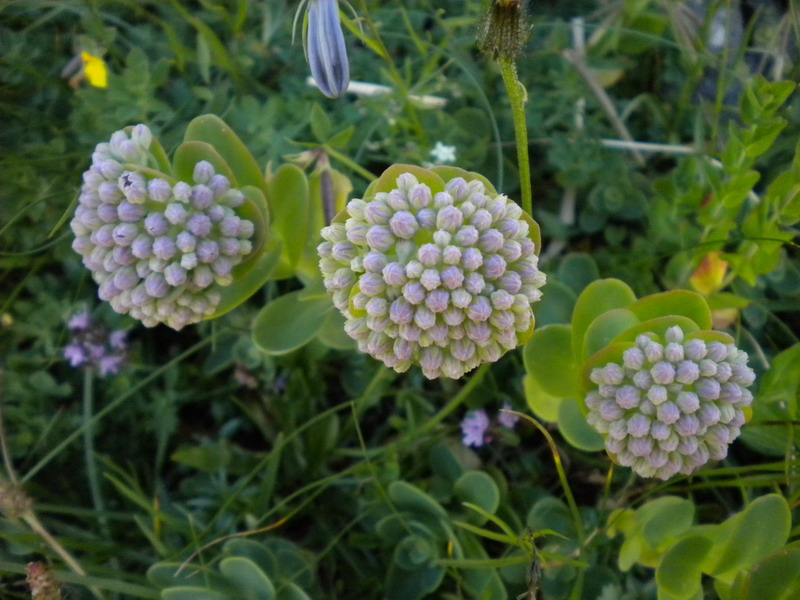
[498,58,533,216]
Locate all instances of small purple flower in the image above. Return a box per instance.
[461,409,491,447]
[497,403,519,429]
[62,312,128,376]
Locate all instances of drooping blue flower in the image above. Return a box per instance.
[306,0,350,98]
[63,311,129,377]
[462,409,491,447]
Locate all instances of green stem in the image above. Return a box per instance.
[82,369,110,537]
[325,146,377,182]
[498,58,532,216]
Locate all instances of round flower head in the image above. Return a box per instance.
[584,326,754,480]
[70,125,255,330]
[318,170,546,379]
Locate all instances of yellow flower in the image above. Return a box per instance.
[690,251,728,296]
[80,52,108,88]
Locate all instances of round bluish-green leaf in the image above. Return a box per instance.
[267,164,310,274]
[557,253,600,295]
[628,290,712,331]
[454,471,499,523]
[252,290,333,355]
[582,308,640,361]
[532,279,576,326]
[224,539,277,579]
[219,557,275,600]
[571,279,637,360]
[526,497,575,538]
[704,494,791,584]
[316,308,355,351]
[737,547,800,600]
[385,557,444,600]
[656,535,712,600]
[395,535,437,570]
[523,324,578,398]
[524,373,562,423]
[388,481,447,520]
[557,397,604,451]
[162,588,231,600]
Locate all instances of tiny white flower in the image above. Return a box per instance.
[430,142,457,165]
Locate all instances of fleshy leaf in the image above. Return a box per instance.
[628,290,712,331]
[524,373,562,422]
[184,114,266,193]
[267,163,311,274]
[571,279,637,361]
[582,308,640,361]
[173,140,237,186]
[523,324,578,398]
[252,289,333,355]
[557,397,605,451]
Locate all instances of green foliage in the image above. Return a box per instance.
[1,2,799,600]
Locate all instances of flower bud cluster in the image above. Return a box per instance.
[585,326,755,479]
[318,173,546,379]
[70,125,255,330]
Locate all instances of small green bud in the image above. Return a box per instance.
[478,0,530,61]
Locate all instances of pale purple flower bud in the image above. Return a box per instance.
[715,362,732,382]
[645,342,664,363]
[731,365,755,386]
[630,437,654,457]
[145,272,169,298]
[651,422,670,440]
[211,257,233,278]
[466,296,492,322]
[164,203,188,225]
[616,386,640,409]
[180,252,198,270]
[651,362,676,385]
[483,254,507,280]
[600,400,624,421]
[696,378,721,400]
[332,241,357,262]
[685,339,707,361]
[187,214,212,237]
[237,220,255,238]
[364,202,392,225]
[633,371,653,390]
[360,273,385,296]
[707,342,727,362]
[602,364,625,385]
[425,289,450,313]
[461,248,483,271]
[463,272,485,295]
[197,240,220,263]
[675,414,701,437]
[470,209,493,231]
[676,361,700,384]
[418,244,441,267]
[93,204,116,225]
[173,181,192,203]
[404,260,423,279]
[627,414,651,437]
[164,263,188,286]
[623,347,646,370]
[490,290,514,310]
[609,420,628,440]
[192,185,214,210]
[420,269,441,291]
[366,226,394,252]
[382,262,407,286]
[193,161,214,184]
[176,232,197,253]
[193,265,214,288]
[441,245,461,265]
[389,211,419,239]
[416,208,436,229]
[501,240,522,262]
[118,172,147,203]
[665,342,684,362]
[454,226,479,247]
[152,236,177,261]
[113,223,138,246]
[656,402,680,424]
[698,402,721,426]
[144,213,169,236]
[698,359,717,377]
[437,206,463,232]
[146,178,171,203]
[479,229,504,253]
[402,281,426,305]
